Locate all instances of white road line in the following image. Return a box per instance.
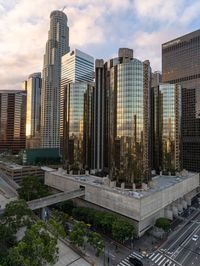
[152,253,160,261]
[155,254,163,263]
[132,251,143,259]
[164,259,170,265]
[158,256,166,265]
[119,260,130,266]
[168,261,172,266]
[167,222,195,251]
[149,252,155,259]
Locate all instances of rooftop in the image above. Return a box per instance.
[51,169,198,200]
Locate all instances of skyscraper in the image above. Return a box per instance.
[24,73,41,148]
[0,90,26,154]
[41,10,70,148]
[104,48,151,185]
[162,29,200,172]
[60,49,94,166]
[152,84,182,173]
[93,59,105,171]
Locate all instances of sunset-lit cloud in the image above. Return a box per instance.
[0,0,199,89]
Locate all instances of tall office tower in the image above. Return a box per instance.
[24,73,41,148]
[41,10,70,148]
[0,90,26,154]
[61,49,94,166]
[63,82,94,168]
[162,29,200,172]
[93,59,105,171]
[152,84,182,173]
[152,71,162,87]
[105,48,151,185]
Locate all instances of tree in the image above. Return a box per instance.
[87,232,104,257]
[2,200,33,232]
[7,221,58,266]
[112,218,135,242]
[155,218,171,231]
[18,176,51,201]
[55,200,74,215]
[49,218,66,238]
[70,222,87,248]
[51,209,69,235]
[0,223,16,258]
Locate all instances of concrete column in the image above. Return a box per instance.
[164,208,173,220]
[185,196,191,206]
[109,181,116,188]
[182,199,187,209]
[132,183,136,190]
[172,206,178,216]
[121,182,125,190]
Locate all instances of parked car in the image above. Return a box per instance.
[192,234,199,241]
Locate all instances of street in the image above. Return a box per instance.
[148,210,200,266]
[117,209,200,266]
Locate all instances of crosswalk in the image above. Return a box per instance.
[148,251,178,266]
[117,250,180,266]
[117,251,143,266]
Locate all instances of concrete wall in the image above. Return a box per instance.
[45,172,200,236]
[45,172,141,220]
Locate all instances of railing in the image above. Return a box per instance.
[27,189,85,210]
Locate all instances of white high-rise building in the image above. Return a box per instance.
[41,10,70,148]
[60,49,94,157]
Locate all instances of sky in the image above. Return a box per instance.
[0,0,200,90]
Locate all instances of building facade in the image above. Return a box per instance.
[41,10,70,148]
[104,48,151,186]
[24,72,41,148]
[63,82,94,169]
[162,29,200,172]
[93,59,105,171]
[60,49,94,165]
[152,84,182,173]
[0,90,26,154]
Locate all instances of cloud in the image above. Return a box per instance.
[0,0,199,89]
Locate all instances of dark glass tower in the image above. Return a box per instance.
[104,48,151,186]
[0,90,26,154]
[152,84,182,174]
[162,29,200,172]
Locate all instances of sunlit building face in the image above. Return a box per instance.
[159,84,182,172]
[153,84,182,173]
[107,51,151,185]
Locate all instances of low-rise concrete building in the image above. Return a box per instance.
[45,169,200,236]
[0,161,44,184]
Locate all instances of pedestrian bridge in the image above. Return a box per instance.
[27,189,85,210]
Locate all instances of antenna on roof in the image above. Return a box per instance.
[62,6,66,12]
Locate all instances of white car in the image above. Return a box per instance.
[192,235,199,241]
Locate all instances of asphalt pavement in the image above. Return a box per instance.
[147,210,200,266]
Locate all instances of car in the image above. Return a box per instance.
[129,256,143,266]
[192,234,199,241]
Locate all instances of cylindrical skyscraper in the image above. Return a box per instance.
[41,10,70,148]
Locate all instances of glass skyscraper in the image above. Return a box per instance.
[60,49,94,167]
[0,90,26,154]
[104,48,151,185]
[41,10,69,148]
[24,73,41,148]
[162,29,200,172]
[152,84,182,173]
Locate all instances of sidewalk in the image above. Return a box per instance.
[130,208,200,257]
